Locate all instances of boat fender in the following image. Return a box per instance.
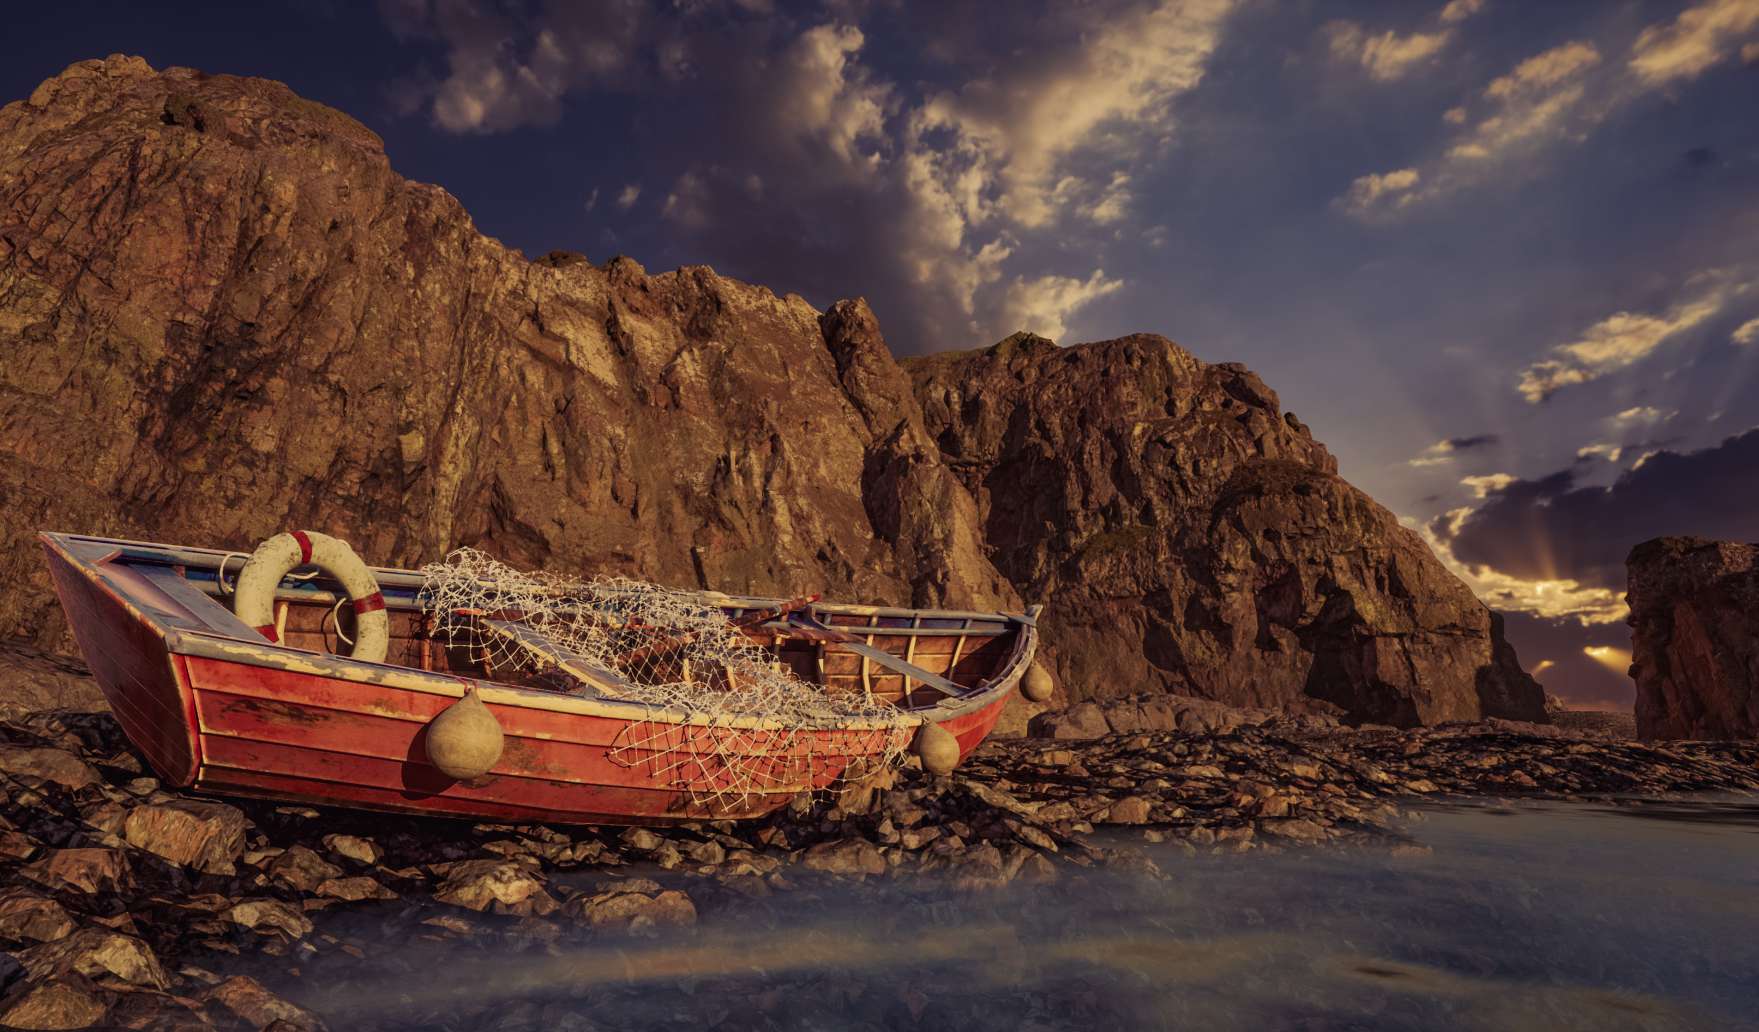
[425,686,505,781]
[1021,661,1055,703]
[913,721,960,775]
[234,530,390,664]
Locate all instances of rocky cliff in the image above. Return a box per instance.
[1627,537,1759,740]
[0,56,1542,726]
[908,335,1542,725]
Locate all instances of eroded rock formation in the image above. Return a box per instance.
[1628,537,1759,740]
[908,335,1544,724]
[0,56,1542,726]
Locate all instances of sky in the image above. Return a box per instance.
[6,0,1759,708]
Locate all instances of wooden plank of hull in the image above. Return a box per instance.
[941,690,1013,761]
[195,736,803,822]
[182,656,904,753]
[40,541,199,786]
[198,767,778,825]
[184,653,910,824]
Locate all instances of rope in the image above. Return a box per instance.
[328,598,355,647]
[217,551,321,596]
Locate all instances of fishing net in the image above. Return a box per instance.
[416,548,910,813]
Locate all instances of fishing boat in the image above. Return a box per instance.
[38,531,1048,825]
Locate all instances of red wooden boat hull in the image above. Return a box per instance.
[40,533,1033,825]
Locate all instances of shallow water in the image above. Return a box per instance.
[285,798,1759,1031]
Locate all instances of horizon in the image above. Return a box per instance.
[6,0,1759,709]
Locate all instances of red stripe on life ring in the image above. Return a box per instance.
[255,624,279,643]
[291,530,314,565]
[352,592,386,615]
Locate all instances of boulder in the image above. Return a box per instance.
[0,979,108,1030]
[0,888,76,943]
[320,834,380,866]
[1628,537,1759,740]
[800,839,888,877]
[314,876,397,902]
[18,927,168,989]
[0,643,107,718]
[433,860,557,916]
[225,899,313,939]
[266,846,343,893]
[563,890,697,931]
[19,849,129,896]
[123,800,248,875]
[0,746,99,789]
[203,975,326,1032]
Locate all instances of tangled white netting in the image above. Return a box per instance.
[416,548,909,813]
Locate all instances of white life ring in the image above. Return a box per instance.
[233,530,390,664]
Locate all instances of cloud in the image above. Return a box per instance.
[1515,278,1735,402]
[1446,41,1603,161]
[1410,512,1629,624]
[1496,609,1638,708]
[660,171,709,229]
[994,269,1126,340]
[1407,434,1500,467]
[382,1,1235,351]
[1629,0,1759,86]
[909,0,1234,230]
[1439,0,1486,24]
[1341,168,1420,213]
[615,184,641,210]
[1325,23,1451,81]
[1323,0,1487,82]
[1610,405,1675,425]
[1344,40,1602,213]
[1484,41,1604,100]
[1734,316,1759,345]
[1344,1,1759,215]
[1430,428,1759,598]
[1461,473,1516,497]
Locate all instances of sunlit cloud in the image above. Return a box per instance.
[1325,23,1451,81]
[1440,0,1487,25]
[1461,473,1516,498]
[1406,514,1630,624]
[1583,644,1632,672]
[1628,0,1759,87]
[1323,0,1487,82]
[1516,278,1736,402]
[1610,406,1676,425]
[1344,0,1759,216]
[1407,435,1500,468]
[1341,168,1421,213]
[616,184,642,210]
[994,269,1126,340]
[1733,316,1759,345]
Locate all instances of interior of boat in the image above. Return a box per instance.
[77,537,1026,711]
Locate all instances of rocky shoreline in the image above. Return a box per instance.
[0,707,1755,1030]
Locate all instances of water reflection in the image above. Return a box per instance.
[272,798,1759,1031]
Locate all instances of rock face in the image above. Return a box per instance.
[1628,537,1759,740]
[0,56,1541,726]
[908,335,1544,725]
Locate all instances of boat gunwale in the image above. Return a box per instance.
[49,532,1039,625]
[42,532,1036,730]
